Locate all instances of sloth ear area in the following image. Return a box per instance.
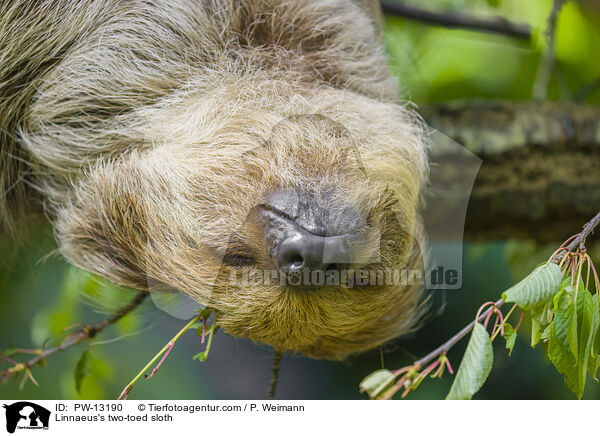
[54,157,152,290]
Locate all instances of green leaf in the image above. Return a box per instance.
[446,323,493,400]
[541,324,552,341]
[503,323,517,356]
[562,288,579,357]
[193,352,207,362]
[548,289,576,390]
[502,263,563,310]
[359,369,396,397]
[530,302,552,347]
[530,313,542,347]
[74,350,93,394]
[587,295,600,380]
[574,290,594,398]
[547,287,596,398]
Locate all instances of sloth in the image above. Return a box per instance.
[0,0,428,360]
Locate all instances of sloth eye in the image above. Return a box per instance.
[222,252,256,267]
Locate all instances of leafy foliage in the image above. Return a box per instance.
[361,236,600,400]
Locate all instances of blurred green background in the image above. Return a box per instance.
[1,0,600,400]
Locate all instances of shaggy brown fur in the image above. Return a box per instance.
[0,0,428,360]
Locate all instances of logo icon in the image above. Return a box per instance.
[2,402,50,434]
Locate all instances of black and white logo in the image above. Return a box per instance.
[3,402,50,434]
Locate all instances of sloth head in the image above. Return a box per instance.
[56,86,428,360]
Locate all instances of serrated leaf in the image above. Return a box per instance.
[446,323,493,400]
[547,287,596,398]
[560,289,579,357]
[503,323,517,356]
[359,369,395,397]
[548,289,576,387]
[502,263,563,310]
[74,350,93,394]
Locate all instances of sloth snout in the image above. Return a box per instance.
[276,229,352,276]
[258,188,367,290]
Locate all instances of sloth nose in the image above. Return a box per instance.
[258,188,367,289]
[276,230,351,275]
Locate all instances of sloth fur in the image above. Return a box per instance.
[0,0,428,359]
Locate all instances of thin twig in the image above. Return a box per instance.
[145,341,175,381]
[380,0,531,40]
[269,351,283,398]
[0,354,17,365]
[574,77,600,102]
[552,211,600,263]
[413,298,504,368]
[1,291,148,381]
[117,311,206,400]
[533,0,566,101]
[3,348,43,357]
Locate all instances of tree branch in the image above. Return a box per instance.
[552,211,600,262]
[380,0,531,40]
[421,100,600,241]
[533,0,566,101]
[414,299,504,368]
[1,291,148,383]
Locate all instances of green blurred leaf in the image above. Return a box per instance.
[74,350,93,394]
[502,263,563,310]
[446,323,493,400]
[31,267,84,345]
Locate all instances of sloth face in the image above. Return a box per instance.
[56,92,428,360]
